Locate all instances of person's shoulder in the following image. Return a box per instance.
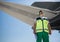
[43,17,50,23]
[36,17,41,20]
[43,17,48,20]
[43,17,48,19]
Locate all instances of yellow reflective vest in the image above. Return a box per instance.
[36,17,49,33]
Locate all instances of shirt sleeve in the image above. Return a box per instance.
[34,18,36,23]
[48,21,50,23]
[32,19,36,27]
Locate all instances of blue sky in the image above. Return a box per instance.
[0,10,35,42]
[0,0,60,42]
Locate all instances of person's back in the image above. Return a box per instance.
[32,10,51,42]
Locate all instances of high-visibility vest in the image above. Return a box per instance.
[36,17,49,33]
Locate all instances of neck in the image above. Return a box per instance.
[40,15,43,17]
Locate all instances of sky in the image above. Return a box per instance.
[0,10,35,42]
[0,0,60,42]
[1,10,60,42]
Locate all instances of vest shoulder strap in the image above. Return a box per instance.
[36,17,48,21]
[36,17,41,20]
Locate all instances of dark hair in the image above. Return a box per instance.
[39,10,43,15]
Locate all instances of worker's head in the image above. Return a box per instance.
[39,10,44,17]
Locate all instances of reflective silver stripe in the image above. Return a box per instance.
[36,29,48,30]
[36,29,42,30]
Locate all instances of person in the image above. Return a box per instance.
[32,10,51,42]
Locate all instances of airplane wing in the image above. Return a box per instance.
[0,2,59,26]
